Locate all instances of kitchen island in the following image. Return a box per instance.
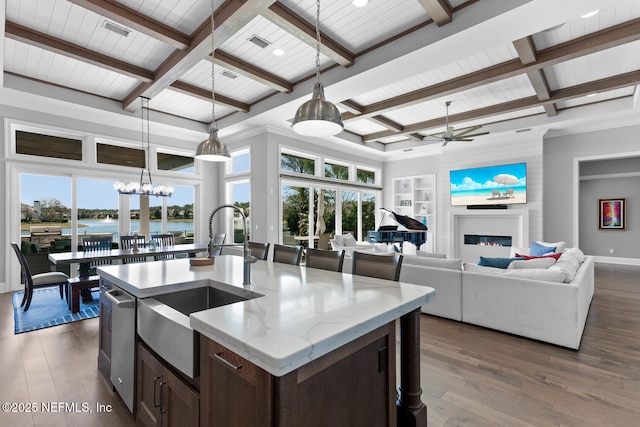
[98,255,435,426]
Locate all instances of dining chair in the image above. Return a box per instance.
[248,242,270,261]
[11,242,69,311]
[305,248,345,272]
[209,233,226,256]
[151,234,175,260]
[120,235,147,263]
[351,251,403,281]
[272,244,303,266]
[82,236,113,273]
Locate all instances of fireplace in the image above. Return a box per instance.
[464,234,512,247]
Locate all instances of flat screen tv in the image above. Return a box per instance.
[450,162,527,206]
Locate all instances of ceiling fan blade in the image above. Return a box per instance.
[454,138,475,142]
[459,131,489,138]
[452,125,483,137]
[421,135,444,141]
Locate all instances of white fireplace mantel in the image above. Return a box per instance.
[450,209,529,262]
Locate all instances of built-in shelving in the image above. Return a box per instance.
[392,174,436,253]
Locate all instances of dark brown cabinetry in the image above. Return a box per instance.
[200,322,396,427]
[97,279,112,386]
[137,343,199,427]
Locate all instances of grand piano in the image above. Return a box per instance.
[367,208,428,252]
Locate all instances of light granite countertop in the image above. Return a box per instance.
[97,255,435,376]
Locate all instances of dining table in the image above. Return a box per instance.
[48,243,209,276]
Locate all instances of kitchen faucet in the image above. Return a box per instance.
[208,204,257,286]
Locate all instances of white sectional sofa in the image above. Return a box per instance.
[344,247,595,350]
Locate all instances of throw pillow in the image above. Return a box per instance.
[516,252,562,261]
[333,235,344,246]
[478,256,523,269]
[530,241,556,256]
[508,257,557,269]
[535,240,567,253]
[342,234,357,247]
[509,246,530,257]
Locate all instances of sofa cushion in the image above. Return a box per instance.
[508,257,557,269]
[563,247,586,263]
[402,254,462,270]
[21,241,41,254]
[416,250,447,259]
[464,263,566,282]
[333,235,344,246]
[342,234,357,247]
[530,241,556,256]
[478,257,522,269]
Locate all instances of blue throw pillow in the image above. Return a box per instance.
[530,241,556,256]
[478,257,523,269]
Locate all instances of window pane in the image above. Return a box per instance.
[281,153,315,175]
[20,174,72,247]
[314,187,335,242]
[232,152,250,174]
[97,143,144,168]
[357,168,376,184]
[78,178,119,242]
[16,131,82,161]
[361,193,376,239]
[341,191,358,238]
[324,163,348,180]
[231,182,250,243]
[158,152,194,173]
[167,186,194,243]
[282,184,309,243]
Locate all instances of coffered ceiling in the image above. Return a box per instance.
[3,0,639,159]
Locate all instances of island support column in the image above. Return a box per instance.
[397,308,427,426]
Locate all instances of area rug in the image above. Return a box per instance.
[12,286,100,334]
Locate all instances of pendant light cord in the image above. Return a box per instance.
[315,0,321,85]
[210,0,217,129]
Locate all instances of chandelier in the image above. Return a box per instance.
[113,97,174,197]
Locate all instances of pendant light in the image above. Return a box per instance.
[113,97,174,197]
[291,0,344,137]
[195,0,231,161]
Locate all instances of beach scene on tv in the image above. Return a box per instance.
[450,162,527,206]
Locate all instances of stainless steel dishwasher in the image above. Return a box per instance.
[105,286,136,413]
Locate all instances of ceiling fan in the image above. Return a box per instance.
[422,101,489,147]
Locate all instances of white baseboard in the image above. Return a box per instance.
[0,282,7,294]
[594,256,640,266]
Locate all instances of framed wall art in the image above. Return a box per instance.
[599,198,626,230]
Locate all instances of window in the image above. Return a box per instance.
[97,142,144,168]
[357,168,376,184]
[78,178,119,240]
[157,152,194,173]
[281,152,315,175]
[229,182,250,243]
[324,162,349,180]
[16,130,82,161]
[230,150,250,174]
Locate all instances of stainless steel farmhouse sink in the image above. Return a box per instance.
[137,280,263,378]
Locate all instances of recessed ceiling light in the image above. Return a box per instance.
[221,70,238,79]
[581,10,600,19]
[353,0,369,7]
[272,48,284,56]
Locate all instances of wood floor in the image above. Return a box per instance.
[1,263,638,426]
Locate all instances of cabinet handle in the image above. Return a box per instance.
[214,352,242,370]
[107,309,112,332]
[153,376,162,408]
[159,379,167,414]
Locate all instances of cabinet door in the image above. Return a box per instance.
[200,337,273,427]
[97,280,112,386]
[137,344,163,427]
[162,368,199,427]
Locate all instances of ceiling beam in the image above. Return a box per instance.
[170,81,250,112]
[67,0,191,50]
[364,70,640,142]
[369,115,404,132]
[122,0,277,112]
[5,21,154,82]
[513,36,557,116]
[337,99,363,115]
[416,0,453,26]
[211,51,293,93]
[344,16,640,122]
[262,2,355,67]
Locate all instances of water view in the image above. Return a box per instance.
[21,219,194,238]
